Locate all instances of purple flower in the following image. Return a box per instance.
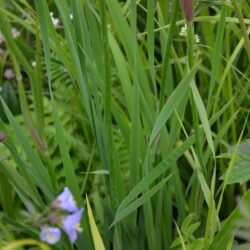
[51,187,77,212]
[39,227,61,244]
[62,208,84,244]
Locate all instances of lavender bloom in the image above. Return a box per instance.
[40,227,61,244]
[51,187,77,212]
[62,208,84,244]
[40,187,84,244]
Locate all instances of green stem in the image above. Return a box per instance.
[159,1,178,107]
[101,1,112,149]
[34,29,44,135]
[232,0,250,63]
[186,23,194,69]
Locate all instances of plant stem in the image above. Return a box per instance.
[232,0,250,62]
[159,1,178,107]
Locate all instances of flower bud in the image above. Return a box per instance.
[0,132,7,142]
[180,0,194,22]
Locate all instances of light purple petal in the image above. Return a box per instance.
[40,227,61,244]
[51,187,77,212]
[62,208,84,244]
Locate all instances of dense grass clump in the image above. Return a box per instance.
[0,0,250,249]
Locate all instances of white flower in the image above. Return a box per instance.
[53,18,60,27]
[179,24,187,37]
[31,61,36,68]
[195,34,200,44]
[4,69,15,80]
[50,12,60,28]
[70,13,73,20]
[179,24,200,43]
[52,17,60,28]
[11,28,20,38]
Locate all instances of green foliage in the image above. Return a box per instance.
[0,0,250,249]
[171,214,204,250]
[220,139,250,185]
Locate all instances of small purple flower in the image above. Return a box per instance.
[40,227,61,244]
[51,187,77,212]
[62,208,84,244]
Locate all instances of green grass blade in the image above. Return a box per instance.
[1,99,54,200]
[190,81,215,157]
[116,135,195,214]
[111,174,173,227]
[149,63,199,146]
[207,3,227,110]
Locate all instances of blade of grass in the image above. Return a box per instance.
[86,195,106,250]
[0,239,51,250]
[191,81,215,157]
[50,92,82,204]
[207,3,227,111]
[146,0,157,100]
[149,62,199,146]
[111,174,173,227]
[115,135,195,216]
[1,99,54,200]
[159,0,178,107]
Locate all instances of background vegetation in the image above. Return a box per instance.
[0,0,250,249]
